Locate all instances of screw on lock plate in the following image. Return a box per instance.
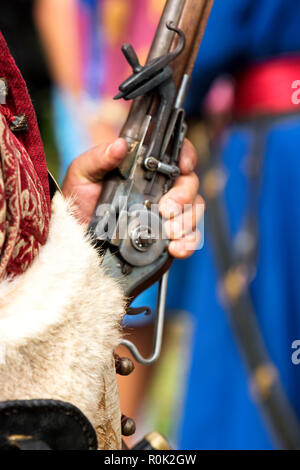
[144,156,180,178]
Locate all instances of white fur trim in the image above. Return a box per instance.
[0,193,125,449]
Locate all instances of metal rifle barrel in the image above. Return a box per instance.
[147,0,186,61]
[120,0,213,143]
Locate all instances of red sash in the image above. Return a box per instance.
[234,56,300,118]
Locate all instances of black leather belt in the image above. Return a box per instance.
[0,399,98,450]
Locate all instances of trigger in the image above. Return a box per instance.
[126,306,152,316]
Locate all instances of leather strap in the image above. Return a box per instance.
[0,399,98,450]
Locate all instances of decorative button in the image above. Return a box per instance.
[9,113,29,133]
[114,354,135,376]
[121,415,136,436]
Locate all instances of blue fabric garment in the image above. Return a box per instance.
[134,0,300,449]
[186,0,300,112]
[164,117,300,450]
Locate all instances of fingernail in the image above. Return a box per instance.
[105,143,113,155]
[188,160,194,172]
[184,230,201,250]
[182,157,194,173]
[165,219,184,239]
[105,138,127,156]
[169,240,186,257]
[160,198,182,218]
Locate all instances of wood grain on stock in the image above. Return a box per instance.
[147,0,213,120]
[171,0,214,86]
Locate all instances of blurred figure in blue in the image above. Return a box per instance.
[155,0,300,449]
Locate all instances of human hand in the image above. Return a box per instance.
[62,138,204,258]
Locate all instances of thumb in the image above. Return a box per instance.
[72,138,128,183]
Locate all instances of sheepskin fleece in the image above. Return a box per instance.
[0,192,125,450]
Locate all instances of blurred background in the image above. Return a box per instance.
[0,0,59,177]
[2,0,300,450]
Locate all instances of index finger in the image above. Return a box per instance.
[178,139,198,175]
[159,172,200,219]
